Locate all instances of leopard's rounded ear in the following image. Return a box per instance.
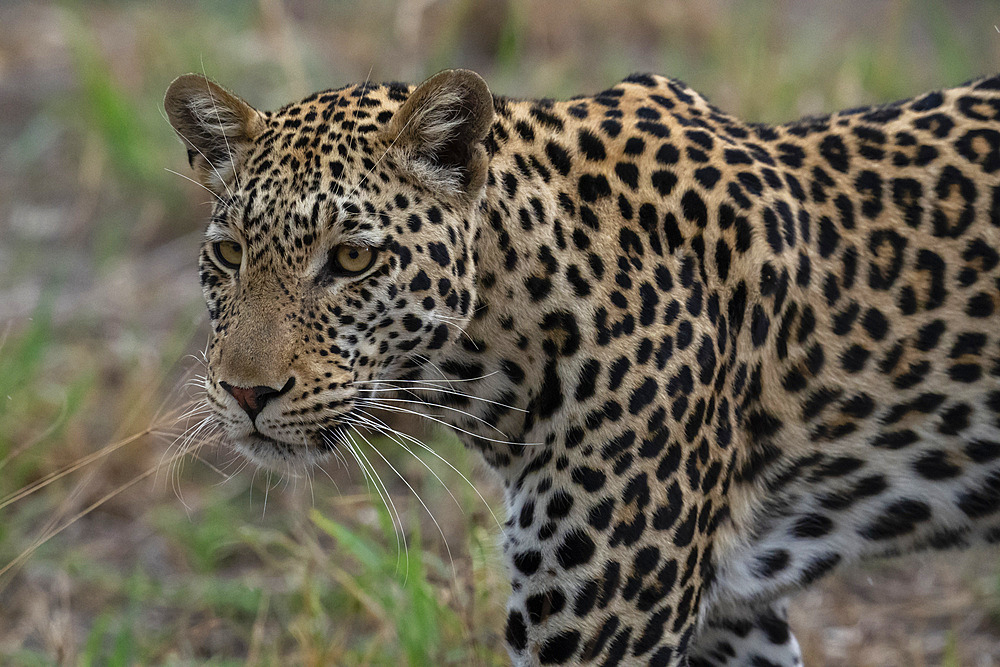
[164,75,265,195]
[384,69,495,200]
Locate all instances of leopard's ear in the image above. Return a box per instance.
[385,69,494,199]
[164,75,264,196]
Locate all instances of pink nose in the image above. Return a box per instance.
[219,378,295,421]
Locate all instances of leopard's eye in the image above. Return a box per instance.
[327,244,376,276]
[212,240,243,271]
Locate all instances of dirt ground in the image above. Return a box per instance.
[793,552,1000,666]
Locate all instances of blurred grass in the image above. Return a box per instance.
[0,0,998,664]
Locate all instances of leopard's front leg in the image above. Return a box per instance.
[500,472,710,666]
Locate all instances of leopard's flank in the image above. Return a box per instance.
[165,69,1000,665]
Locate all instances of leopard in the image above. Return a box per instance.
[164,68,1000,665]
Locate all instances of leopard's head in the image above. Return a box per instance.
[164,70,495,468]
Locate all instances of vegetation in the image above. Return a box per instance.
[0,1,998,664]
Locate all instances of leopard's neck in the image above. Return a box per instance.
[414,110,582,476]
[405,90,727,482]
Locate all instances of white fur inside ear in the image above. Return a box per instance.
[391,88,469,192]
[185,93,250,141]
[182,94,250,191]
[408,88,468,152]
[396,154,464,194]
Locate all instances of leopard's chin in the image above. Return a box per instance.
[229,427,344,472]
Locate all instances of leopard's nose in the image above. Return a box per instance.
[219,377,295,421]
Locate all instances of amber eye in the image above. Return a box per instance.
[212,240,243,270]
[327,244,376,276]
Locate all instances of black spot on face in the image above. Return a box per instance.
[556,529,596,569]
[860,498,932,540]
[427,242,450,267]
[506,610,528,651]
[513,550,542,575]
[546,140,572,176]
[578,129,607,161]
[539,630,581,664]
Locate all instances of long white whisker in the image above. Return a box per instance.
[263,469,272,518]
[353,399,534,446]
[318,430,351,471]
[350,408,502,530]
[164,168,228,206]
[355,383,527,413]
[430,316,478,348]
[407,353,458,390]
[344,412,461,511]
[343,428,405,566]
[350,423,454,581]
[201,57,243,194]
[351,371,501,385]
[346,65,374,160]
[356,396,507,436]
[345,85,426,201]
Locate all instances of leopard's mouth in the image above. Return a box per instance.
[229,424,349,471]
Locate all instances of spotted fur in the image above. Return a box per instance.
[165,69,1000,665]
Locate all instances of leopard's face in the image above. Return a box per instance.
[167,71,494,468]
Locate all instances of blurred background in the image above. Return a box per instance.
[1,1,999,664]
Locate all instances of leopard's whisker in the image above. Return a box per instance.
[316,429,351,471]
[158,407,217,472]
[344,411,460,512]
[354,383,527,413]
[216,455,252,488]
[201,57,243,194]
[163,168,229,206]
[157,412,214,495]
[341,427,406,563]
[351,371,501,385]
[351,424,438,583]
[349,422,455,581]
[313,436,344,493]
[352,398,538,446]
[355,396,508,436]
[346,65,374,161]
[348,409,502,530]
[431,317,478,348]
[305,462,316,508]
[262,469,273,518]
